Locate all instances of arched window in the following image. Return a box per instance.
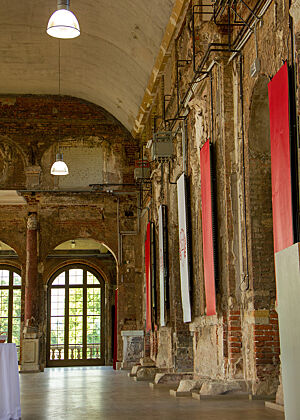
[0,267,22,358]
[47,265,104,366]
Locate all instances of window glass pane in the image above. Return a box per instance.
[87,315,101,359]
[50,285,65,361]
[12,317,21,346]
[0,290,9,317]
[13,290,21,317]
[13,273,21,286]
[87,272,100,285]
[69,288,83,315]
[69,269,83,285]
[87,316,101,345]
[0,270,9,286]
[0,318,8,335]
[50,317,65,361]
[52,272,65,286]
[87,288,101,315]
[50,317,65,346]
[51,289,65,317]
[69,316,83,360]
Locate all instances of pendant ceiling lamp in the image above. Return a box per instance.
[47,0,80,39]
[51,153,69,175]
[51,41,69,176]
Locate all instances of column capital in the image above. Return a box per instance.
[27,213,38,230]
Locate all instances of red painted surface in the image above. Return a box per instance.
[113,288,118,370]
[268,62,294,253]
[200,140,216,316]
[24,228,38,323]
[145,223,152,332]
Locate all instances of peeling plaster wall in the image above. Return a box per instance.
[138,0,289,395]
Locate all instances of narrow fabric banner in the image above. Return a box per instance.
[177,174,191,323]
[159,205,167,326]
[200,140,216,316]
[145,222,151,331]
[268,62,294,253]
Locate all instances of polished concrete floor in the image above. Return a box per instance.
[20,367,285,420]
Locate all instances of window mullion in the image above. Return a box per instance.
[7,271,13,342]
[83,270,87,360]
[65,270,69,360]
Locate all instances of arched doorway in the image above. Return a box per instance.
[0,265,21,358]
[47,264,105,367]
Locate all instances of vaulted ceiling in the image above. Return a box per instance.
[0,0,176,132]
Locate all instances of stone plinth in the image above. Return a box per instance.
[121,330,144,369]
[20,332,39,372]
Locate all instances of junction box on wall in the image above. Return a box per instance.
[148,131,173,162]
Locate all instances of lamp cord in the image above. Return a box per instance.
[58,39,61,154]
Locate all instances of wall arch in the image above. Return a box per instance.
[40,232,118,264]
[248,75,275,307]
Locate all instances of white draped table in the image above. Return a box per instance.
[0,344,21,420]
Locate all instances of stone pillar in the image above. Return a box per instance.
[21,213,40,372]
[25,213,38,325]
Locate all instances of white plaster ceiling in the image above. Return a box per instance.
[0,0,175,131]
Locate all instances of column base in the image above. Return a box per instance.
[20,334,40,373]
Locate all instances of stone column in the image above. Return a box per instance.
[21,213,40,372]
[25,213,38,325]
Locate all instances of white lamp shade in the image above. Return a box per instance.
[51,154,69,175]
[47,9,80,39]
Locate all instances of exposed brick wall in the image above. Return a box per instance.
[223,314,228,360]
[228,311,243,376]
[0,95,139,189]
[254,310,280,380]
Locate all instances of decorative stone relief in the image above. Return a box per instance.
[0,138,26,187]
[188,97,209,152]
[0,142,13,183]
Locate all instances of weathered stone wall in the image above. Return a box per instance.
[0,95,143,367]
[0,95,138,189]
[137,0,290,395]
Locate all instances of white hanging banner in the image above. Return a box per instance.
[177,173,191,323]
[159,205,166,326]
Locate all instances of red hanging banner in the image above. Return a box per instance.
[200,140,216,316]
[268,63,294,253]
[145,222,152,331]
